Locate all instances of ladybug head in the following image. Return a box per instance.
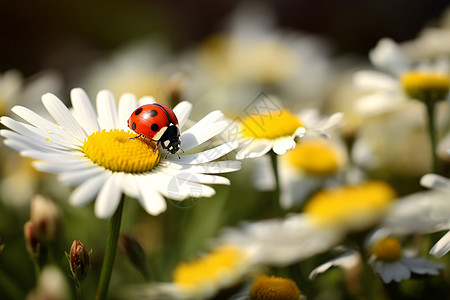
[160,125,181,154]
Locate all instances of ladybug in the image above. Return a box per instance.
[127,103,181,155]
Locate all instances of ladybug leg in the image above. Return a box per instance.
[129,134,143,140]
[154,140,160,153]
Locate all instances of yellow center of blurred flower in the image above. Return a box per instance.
[303,181,396,229]
[173,245,247,292]
[241,110,303,139]
[82,129,160,173]
[286,139,341,176]
[250,275,301,300]
[371,237,402,262]
[401,71,450,103]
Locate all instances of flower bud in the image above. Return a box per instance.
[68,240,90,282]
[0,243,4,264]
[30,195,62,245]
[119,234,148,278]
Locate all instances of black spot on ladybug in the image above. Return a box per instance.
[132,122,137,131]
[151,124,159,131]
[134,108,143,115]
[150,110,158,117]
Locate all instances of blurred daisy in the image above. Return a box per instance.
[1,88,240,219]
[179,2,334,117]
[76,38,177,103]
[369,236,443,283]
[235,104,343,159]
[354,38,450,115]
[218,181,396,266]
[248,275,303,300]
[277,137,349,209]
[122,244,255,299]
[383,173,450,258]
[309,236,443,284]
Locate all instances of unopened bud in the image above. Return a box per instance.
[30,195,62,245]
[68,240,90,282]
[24,221,47,267]
[0,243,4,263]
[119,234,148,279]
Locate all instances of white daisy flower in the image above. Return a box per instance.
[121,244,256,300]
[383,173,450,258]
[234,104,343,159]
[369,236,444,283]
[0,88,240,219]
[218,181,396,266]
[354,38,450,116]
[309,236,444,284]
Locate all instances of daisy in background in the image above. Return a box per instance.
[309,232,443,284]
[352,37,450,175]
[0,88,240,219]
[383,173,450,258]
[121,244,257,299]
[0,69,63,209]
[231,94,343,159]
[75,38,180,104]
[217,180,396,266]
[250,136,351,210]
[178,1,334,119]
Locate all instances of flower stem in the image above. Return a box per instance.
[425,101,439,174]
[96,196,125,300]
[269,151,283,216]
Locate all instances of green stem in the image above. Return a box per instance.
[269,151,282,216]
[96,197,125,300]
[75,280,83,300]
[425,101,439,174]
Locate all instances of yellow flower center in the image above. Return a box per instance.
[250,275,301,300]
[241,109,303,139]
[173,245,247,292]
[82,129,160,173]
[303,181,396,230]
[286,139,341,176]
[401,71,450,103]
[371,237,402,262]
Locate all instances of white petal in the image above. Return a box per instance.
[354,92,404,116]
[33,159,92,173]
[181,120,229,151]
[420,173,450,190]
[430,231,450,258]
[120,173,141,199]
[41,93,86,141]
[309,251,360,279]
[69,172,109,206]
[369,38,410,76]
[136,175,167,215]
[161,160,241,173]
[1,116,79,149]
[353,70,398,90]
[11,105,77,142]
[236,140,272,159]
[96,90,119,130]
[172,101,192,129]
[273,137,296,155]
[138,96,156,106]
[159,168,230,185]
[2,130,69,153]
[59,165,105,186]
[70,88,100,135]
[118,93,138,130]
[95,173,122,219]
[402,256,444,274]
[168,141,238,164]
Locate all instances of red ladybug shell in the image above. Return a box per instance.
[127,103,179,141]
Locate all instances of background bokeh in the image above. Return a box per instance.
[1,0,449,80]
